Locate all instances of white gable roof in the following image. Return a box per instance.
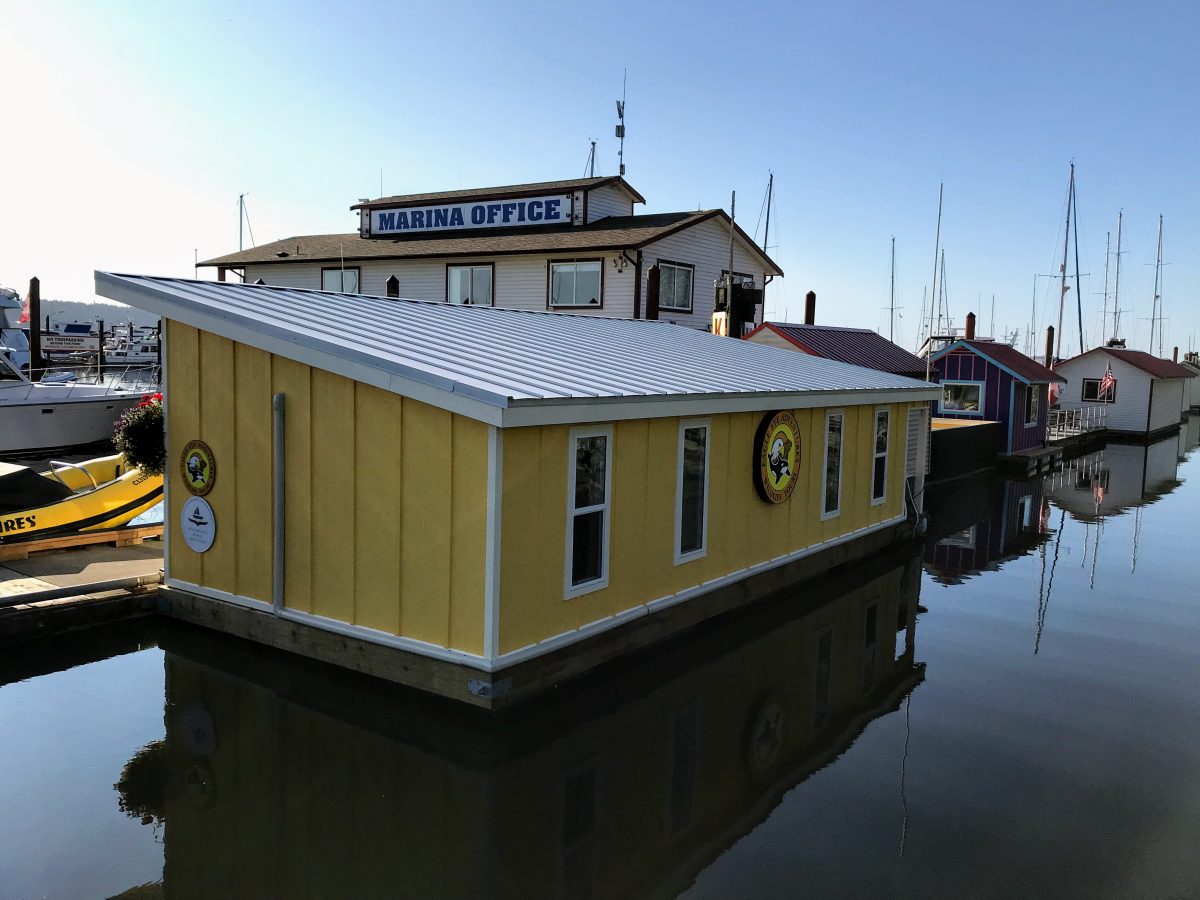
[96,273,939,427]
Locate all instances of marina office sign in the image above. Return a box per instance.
[363,193,574,237]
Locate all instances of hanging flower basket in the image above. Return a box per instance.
[114,392,165,475]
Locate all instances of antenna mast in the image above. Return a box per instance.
[762,172,773,254]
[615,69,627,176]
[889,236,896,342]
[239,192,245,252]
[586,140,596,178]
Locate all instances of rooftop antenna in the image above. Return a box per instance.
[238,192,246,251]
[615,68,627,176]
[585,140,597,178]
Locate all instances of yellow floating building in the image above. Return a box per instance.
[96,272,939,707]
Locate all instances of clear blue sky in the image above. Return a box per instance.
[5,0,1198,355]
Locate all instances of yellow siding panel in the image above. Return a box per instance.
[166,321,201,586]
[353,384,402,634]
[197,331,236,594]
[273,356,312,614]
[498,403,911,651]
[310,369,356,623]
[399,400,452,646]
[449,416,488,655]
[233,343,273,602]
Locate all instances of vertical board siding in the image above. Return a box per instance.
[497,402,917,655]
[936,348,1056,451]
[166,324,487,653]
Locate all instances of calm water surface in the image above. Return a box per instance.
[2,421,1198,899]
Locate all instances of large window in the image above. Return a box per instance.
[941,381,983,414]
[823,411,844,518]
[1024,385,1040,425]
[1081,378,1117,402]
[871,409,889,504]
[447,264,493,305]
[550,260,602,307]
[566,426,612,597]
[675,420,710,563]
[320,266,360,293]
[658,261,694,312]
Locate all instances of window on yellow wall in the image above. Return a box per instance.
[675,420,710,563]
[823,412,844,518]
[871,409,889,504]
[566,425,612,598]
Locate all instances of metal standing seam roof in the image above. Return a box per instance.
[96,274,939,427]
[747,322,931,378]
[932,340,1066,384]
[1061,346,1195,380]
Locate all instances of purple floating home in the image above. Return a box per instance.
[930,337,1065,456]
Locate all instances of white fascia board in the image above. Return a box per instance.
[95,272,507,426]
[499,388,939,428]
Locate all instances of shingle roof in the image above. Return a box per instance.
[351,176,647,209]
[933,340,1066,383]
[95,274,938,428]
[1063,346,1195,380]
[746,322,931,378]
[199,210,784,275]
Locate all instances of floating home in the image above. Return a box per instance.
[96,273,939,707]
[199,176,782,335]
[1177,352,1200,414]
[744,293,931,381]
[1054,347,1192,440]
[928,335,1064,475]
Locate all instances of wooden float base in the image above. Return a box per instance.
[0,525,163,562]
[1107,421,1183,445]
[159,519,914,711]
[0,587,159,647]
[997,445,1065,476]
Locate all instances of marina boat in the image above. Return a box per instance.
[0,453,162,541]
[0,353,145,456]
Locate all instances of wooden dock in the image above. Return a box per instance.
[998,444,1065,476]
[0,525,162,562]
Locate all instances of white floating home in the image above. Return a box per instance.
[1055,346,1193,440]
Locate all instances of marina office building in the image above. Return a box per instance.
[96,273,937,707]
[200,176,782,332]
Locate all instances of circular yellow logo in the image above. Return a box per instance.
[754,411,800,503]
[180,439,217,497]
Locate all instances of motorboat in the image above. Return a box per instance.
[0,353,145,456]
[0,453,162,541]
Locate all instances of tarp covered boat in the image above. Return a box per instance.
[0,454,162,541]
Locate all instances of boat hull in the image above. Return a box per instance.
[0,393,142,456]
[0,462,163,542]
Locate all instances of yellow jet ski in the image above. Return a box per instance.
[0,454,163,542]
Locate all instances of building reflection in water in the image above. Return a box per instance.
[922,475,1051,584]
[115,550,925,899]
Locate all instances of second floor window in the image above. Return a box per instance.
[321,267,360,293]
[447,264,493,305]
[550,260,602,307]
[659,262,694,312]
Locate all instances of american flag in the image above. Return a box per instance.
[1099,365,1115,399]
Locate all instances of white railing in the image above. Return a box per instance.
[1048,405,1108,441]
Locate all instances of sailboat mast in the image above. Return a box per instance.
[762,172,773,254]
[925,182,943,382]
[1056,163,1074,361]
[889,236,896,342]
[1150,214,1163,355]
[1073,172,1084,355]
[1113,210,1123,341]
[1101,231,1110,346]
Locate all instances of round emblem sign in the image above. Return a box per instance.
[180,440,216,497]
[180,496,216,553]
[754,410,801,503]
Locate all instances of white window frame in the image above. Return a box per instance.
[939,380,986,416]
[674,418,711,565]
[822,409,844,521]
[549,259,604,308]
[657,261,695,312]
[1024,384,1040,427]
[564,424,613,600]
[446,263,494,306]
[871,407,889,506]
[320,266,360,293]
